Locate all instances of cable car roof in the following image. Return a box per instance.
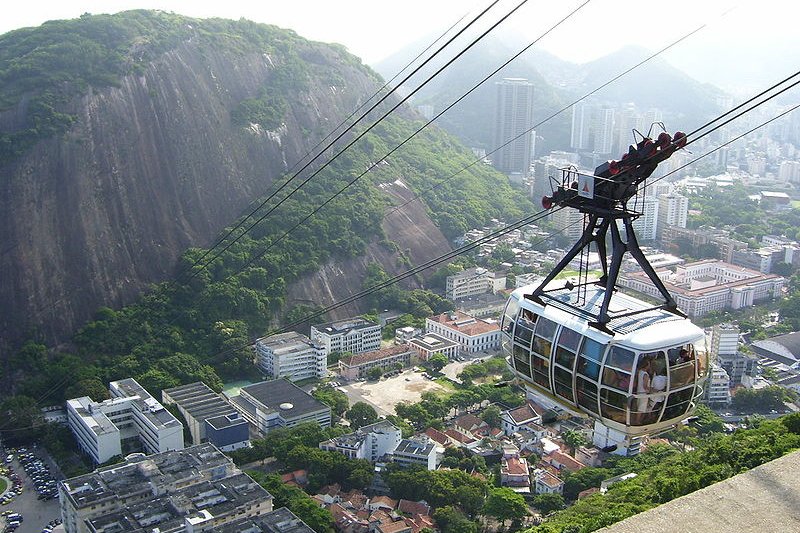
[510,284,703,350]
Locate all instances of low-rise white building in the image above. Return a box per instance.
[705,364,732,405]
[425,311,501,355]
[254,331,327,381]
[311,317,382,355]
[390,437,441,470]
[67,378,184,464]
[229,379,331,436]
[319,421,402,461]
[408,333,460,361]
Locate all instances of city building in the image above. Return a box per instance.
[390,437,441,470]
[446,267,506,301]
[229,379,331,436]
[752,331,800,368]
[660,225,748,263]
[319,420,402,461]
[657,192,689,236]
[66,378,183,464]
[711,323,740,357]
[619,260,784,317]
[551,206,586,241]
[570,102,591,151]
[408,332,460,361]
[394,326,421,344]
[501,401,543,436]
[311,317,382,355]
[705,364,732,405]
[425,310,501,355]
[593,107,615,154]
[254,331,327,381]
[216,507,315,533]
[629,194,659,241]
[500,452,531,492]
[492,78,534,177]
[534,470,564,495]
[162,381,249,451]
[338,345,414,380]
[58,444,272,533]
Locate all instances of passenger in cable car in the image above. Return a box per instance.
[634,356,652,425]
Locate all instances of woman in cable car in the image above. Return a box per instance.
[501,287,710,437]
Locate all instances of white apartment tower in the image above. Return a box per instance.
[594,107,615,154]
[493,78,534,176]
[711,323,740,356]
[629,195,659,241]
[570,102,591,150]
[254,331,327,381]
[657,192,688,234]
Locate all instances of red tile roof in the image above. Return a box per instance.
[445,428,477,444]
[546,450,586,472]
[507,403,541,424]
[398,499,430,516]
[377,520,413,533]
[341,345,413,367]
[455,413,485,430]
[502,456,530,476]
[424,427,451,447]
[538,471,564,489]
[428,311,500,336]
[371,496,399,509]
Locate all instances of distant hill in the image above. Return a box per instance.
[374,37,725,155]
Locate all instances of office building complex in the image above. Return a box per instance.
[390,437,441,470]
[493,78,534,176]
[162,382,249,452]
[229,379,331,436]
[254,331,327,381]
[657,193,689,236]
[58,444,272,533]
[426,311,501,355]
[338,345,413,380]
[67,378,183,464]
[311,317,381,355]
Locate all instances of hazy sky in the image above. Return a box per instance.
[2,0,798,91]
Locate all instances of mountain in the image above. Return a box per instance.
[373,37,725,155]
[0,11,529,349]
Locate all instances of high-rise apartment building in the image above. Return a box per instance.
[570,102,591,151]
[593,108,615,154]
[492,78,534,176]
[657,192,689,236]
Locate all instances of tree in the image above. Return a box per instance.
[480,405,502,428]
[483,487,528,526]
[367,366,384,381]
[433,506,479,533]
[731,386,788,413]
[348,401,378,429]
[427,353,449,373]
[532,493,565,514]
[562,429,588,454]
[65,378,110,401]
[313,387,349,417]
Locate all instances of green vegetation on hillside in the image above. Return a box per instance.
[528,413,800,532]
[0,11,310,165]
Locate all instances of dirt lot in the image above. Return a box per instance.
[340,368,447,415]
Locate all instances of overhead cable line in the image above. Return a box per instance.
[173,7,476,282]
[177,0,511,284]
[204,0,593,287]
[384,20,709,218]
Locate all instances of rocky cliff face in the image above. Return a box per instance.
[0,27,443,345]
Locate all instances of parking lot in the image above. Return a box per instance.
[340,368,448,415]
[1,449,62,533]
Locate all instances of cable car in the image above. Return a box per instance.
[502,128,710,448]
[502,284,708,438]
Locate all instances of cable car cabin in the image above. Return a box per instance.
[502,284,709,438]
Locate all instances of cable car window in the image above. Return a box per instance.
[502,298,520,335]
[557,327,582,352]
[554,366,574,402]
[576,377,598,414]
[535,317,558,340]
[662,387,695,420]
[532,336,553,359]
[668,344,696,388]
[600,388,627,424]
[607,346,635,372]
[532,355,550,388]
[556,346,576,369]
[514,314,536,346]
[512,344,532,378]
[577,337,603,380]
[601,367,631,392]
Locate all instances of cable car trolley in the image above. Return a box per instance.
[502,127,710,445]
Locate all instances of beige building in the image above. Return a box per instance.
[338,346,413,380]
[425,311,501,355]
[446,267,506,300]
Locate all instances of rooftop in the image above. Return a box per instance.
[339,345,413,367]
[111,378,182,430]
[255,331,322,352]
[394,438,437,457]
[428,311,500,336]
[321,421,400,450]
[312,317,379,335]
[239,379,329,419]
[162,381,237,424]
[408,332,460,351]
[216,507,314,533]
